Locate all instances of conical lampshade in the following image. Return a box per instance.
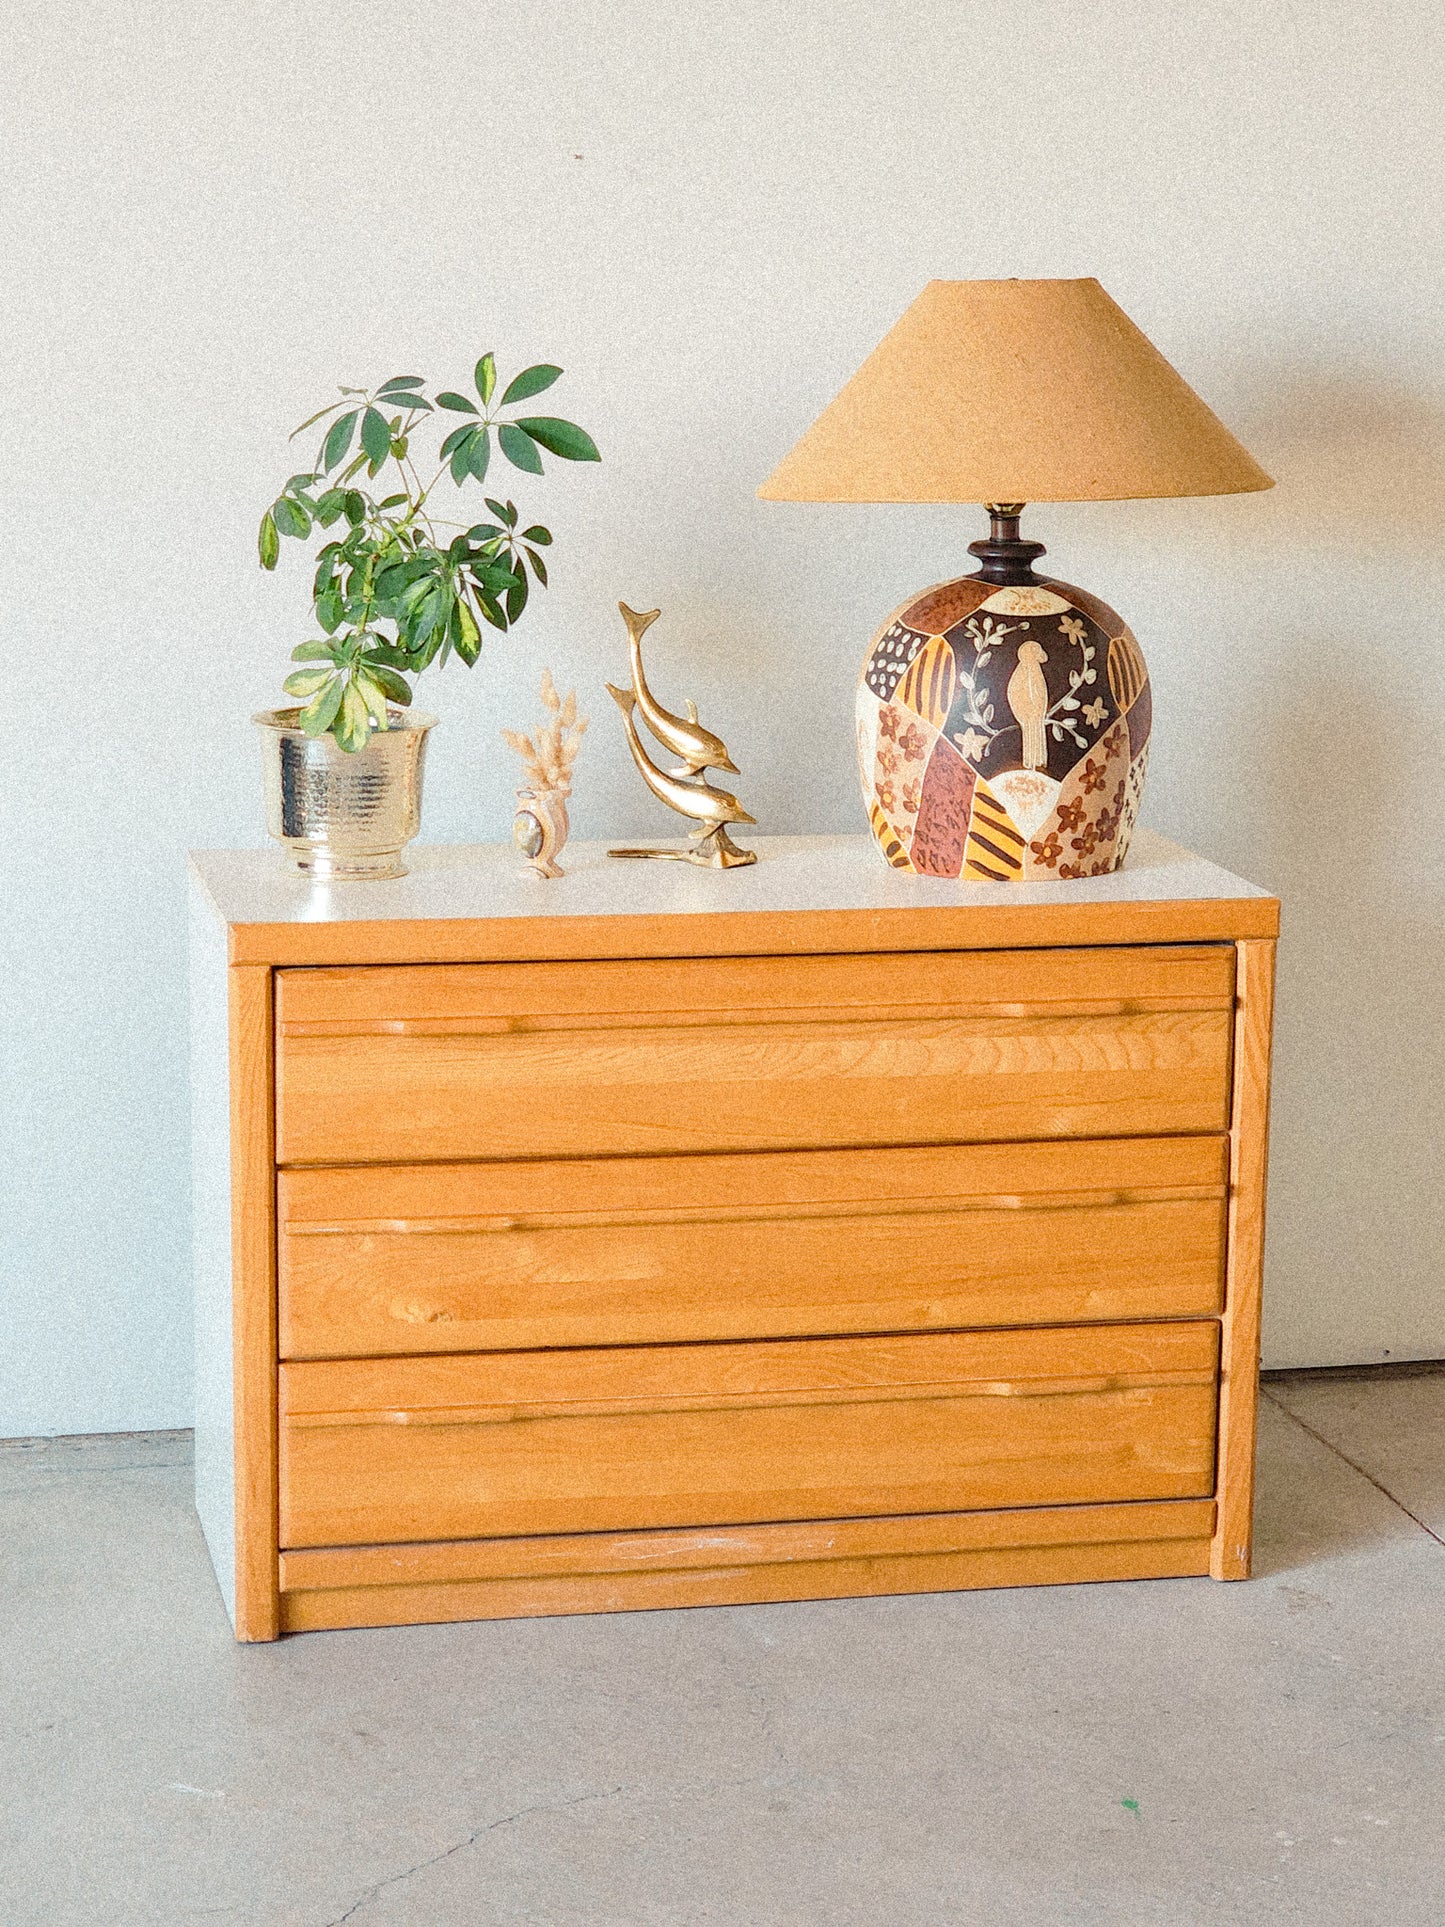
[758,278,1272,504]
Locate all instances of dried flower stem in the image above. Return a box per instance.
[502,670,589,795]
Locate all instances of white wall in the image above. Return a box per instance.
[4,0,1444,1435]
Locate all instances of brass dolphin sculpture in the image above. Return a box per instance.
[618,602,739,776]
[606,684,756,832]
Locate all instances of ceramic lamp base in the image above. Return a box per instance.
[856,520,1151,881]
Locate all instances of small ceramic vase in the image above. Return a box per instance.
[514,786,571,878]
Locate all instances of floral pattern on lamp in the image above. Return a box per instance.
[857,577,1151,881]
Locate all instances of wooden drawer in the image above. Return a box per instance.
[278,1135,1228,1357]
[274,946,1235,1164]
[278,1499,1219,1632]
[277,1322,1220,1548]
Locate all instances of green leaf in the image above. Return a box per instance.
[465,522,505,543]
[436,391,479,414]
[366,663,413,704]
[285,471,319,493]
[525,547,549,586]
[499,423,543,474]
[359,641,411,669]
[520,524,552,545]
[378,494,409,509]
[474,563,522,593]
[397,580,435,636]
[289,397,348,439]
[377,375,425,391]
[454,598,482,666]
[361,407,391,466]
[343,491,366,526]
[477,591,508,631]
[258,510,279,570]
[378,558,438,600]
[379,390,431,412]
[501,364,562,406]
[322,409,359,473]
[283,667,334,698]
[273,496,310,539]
[340,452,369,483]
[475,353,497,405]
[505,565,529,622]
[414,585,450,641]
[485,497,518,528]
[300,675,344,736]
[336,681,373,751]
[316,588,344,634]
[353,669,392,727]
[515,416,600,462]
[467,426,491,482]
[398,558,443,593]
[390,436,408,460]
[372,568,416,607]
[439,424,475,461]
[291,640,339,662]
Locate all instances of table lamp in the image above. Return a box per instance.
[758,278,1272,880]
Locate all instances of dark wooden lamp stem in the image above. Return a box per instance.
[968,502,1047,585]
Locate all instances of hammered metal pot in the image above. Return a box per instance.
[254,707,436,879]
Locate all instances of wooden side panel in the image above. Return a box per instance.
[274,947,1236,1165]
[278,1323,1219,1549]
[1212,938,1276,1579]
[277,1499,1217,1631]
[278,1136,1229,1356]
[229,964,280,1641]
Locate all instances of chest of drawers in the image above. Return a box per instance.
[190,832,1276,1641]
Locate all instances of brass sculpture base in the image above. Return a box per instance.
[608,826,757,868]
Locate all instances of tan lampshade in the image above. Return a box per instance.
[758,278,1273,505]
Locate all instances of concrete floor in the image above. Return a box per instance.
[3,1371,1443,1926]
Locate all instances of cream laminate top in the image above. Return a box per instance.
[189,830,1276,966]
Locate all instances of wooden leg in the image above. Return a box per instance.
[1211,937,1276,1579]
[230,964,280,1639]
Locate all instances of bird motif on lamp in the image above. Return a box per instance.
[758,279,1274,881]
[1006,637,1050,773]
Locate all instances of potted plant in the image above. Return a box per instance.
[254,352,598,877]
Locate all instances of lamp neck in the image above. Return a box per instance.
[968,503,1047,585]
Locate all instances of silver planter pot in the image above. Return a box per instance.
[254,707,437,880]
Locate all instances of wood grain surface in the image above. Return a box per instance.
[228,964,279,1641]
[277,1322,1220,1548]
[277,1498,1217,1630]
[274,947,1236,1164]
[228,894,1279,970]
[277,1135,1229,1356]
[1212,937,1277,1579]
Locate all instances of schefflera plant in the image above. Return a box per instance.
[258,353,599,751]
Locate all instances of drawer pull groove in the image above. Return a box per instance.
[279,992,1229,1039]
[283,1367,1218,1430]
[282,1183,1227,1239]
